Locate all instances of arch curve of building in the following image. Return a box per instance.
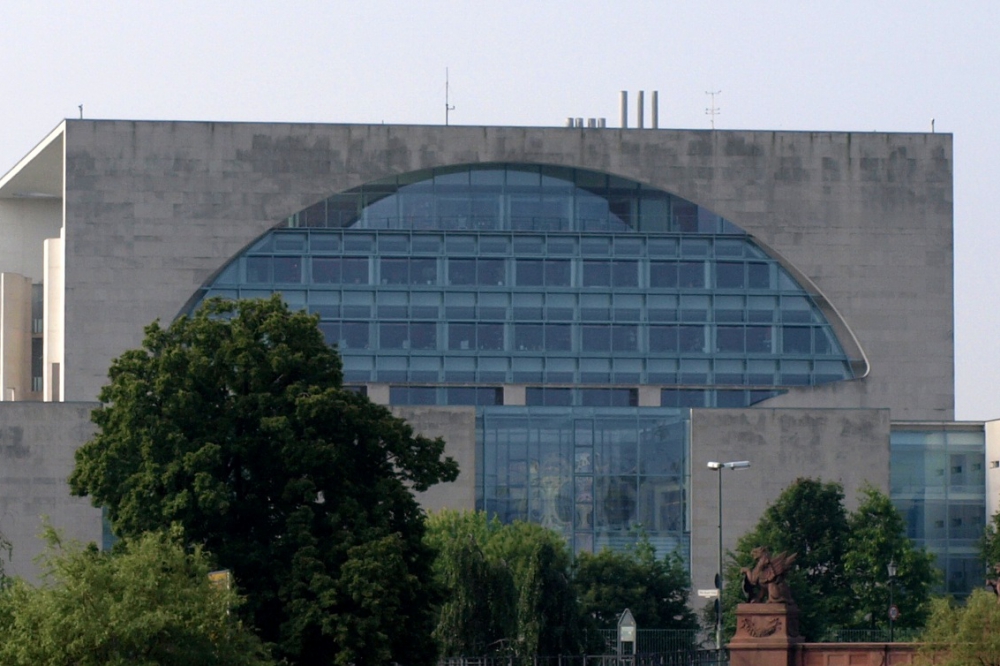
[185,163,863,407]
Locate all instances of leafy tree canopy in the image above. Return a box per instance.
[920,590,1000,666]
[0,528,273,666]
[70,296,459,666]
[843,485,937,631]
[425,510,582,657]
[574,537,697,636]
[720,478,937,641]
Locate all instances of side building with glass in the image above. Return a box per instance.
[0,119,985,596]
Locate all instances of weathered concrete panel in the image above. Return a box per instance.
[392,406,477,513]
[0,402,100,581]
[689,407,891,611]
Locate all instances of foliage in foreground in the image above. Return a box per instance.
[426,510,698,657]
[574,539,698,636]
[425,510,583,657]
[0,529,273,666]
[69,296,459,666]
[919,589,1000,666]
[718,479,938,642]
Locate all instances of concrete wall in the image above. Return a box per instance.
[51,121,951,421]
[0,199,62,281]
[689,407,891,610]
[393,406,477,513]
[0,273,32,401]
[0,402,101,581]
[985,419,1000,519]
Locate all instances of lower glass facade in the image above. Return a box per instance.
[478,407,690,560]
[890,424,986,596]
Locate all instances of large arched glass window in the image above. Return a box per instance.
[188,164,860,407]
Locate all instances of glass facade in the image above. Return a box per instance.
[188,165,856,401]
[182,163,869,560]
[890,425,986,596]
[480,407,689,559]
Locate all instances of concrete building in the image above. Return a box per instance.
[0,118,988,597]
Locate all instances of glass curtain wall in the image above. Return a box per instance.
[480,406,690,559]
[891,424,986,596]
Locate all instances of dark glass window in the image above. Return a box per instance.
[546,324,572,351]
[583,261,611,287]
[381,323,409,349]
[478,323,504,350]
[678,326,705,352]
[611,325,638,351]
[717,326,745,353]
[341,323,369,349]
[390,386,437,405]
[650,326,678,352]
[650,262,678,288]
[517,260,544,286]
[612,261,638,287]
[716,262,744,289]
[526,387,573,406]
[748,263,770,288]
[582,326,611,351]
[678,262,705,287]
[381,258,409,284]
[411,323,437,350]
[782,327,812,353]
[342,258,368,284]
[274,257,302,283]
[546,260,571,286]
[515,324,544,351]
[746,327,772,353]
[446,387,503,406]
[246,257,271,283]
[449,259,476,285]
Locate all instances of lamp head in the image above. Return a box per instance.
[888,561,897,578]
[707,461,723,470]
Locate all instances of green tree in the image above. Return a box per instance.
[425,511,517,657]
[0,528,273,666]
[721,478,851,641]
[844,485,938,631]
[981,510,1000,572]
[69,296,459,666]
[920,590,1000,666]
[574,538,697,638]
[425,511,582,657]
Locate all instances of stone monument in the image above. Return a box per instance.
[728,547,803,666]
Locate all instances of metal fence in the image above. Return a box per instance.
[439,653,726,666]
[831,628,923,643]
[593,630,702,654]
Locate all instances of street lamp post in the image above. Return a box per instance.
[887,560,897,643]
[707,460,751,664]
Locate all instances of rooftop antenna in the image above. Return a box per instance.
[445,68,455,126]
[705,90,721,129]
[78,104,83,119]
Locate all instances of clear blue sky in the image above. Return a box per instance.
[3,0,997,419]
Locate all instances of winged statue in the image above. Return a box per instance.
[740,547,797,604]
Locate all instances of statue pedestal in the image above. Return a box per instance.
[728,603,803,666]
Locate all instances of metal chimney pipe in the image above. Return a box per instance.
[620,91,628,128]
[566,117,575,128]
[637,90,645,129]
[652,91,659,129]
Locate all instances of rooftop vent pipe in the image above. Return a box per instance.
[637,91,645,129]
[620,91,628,128]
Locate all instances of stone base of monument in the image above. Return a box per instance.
[728,603,803,666]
